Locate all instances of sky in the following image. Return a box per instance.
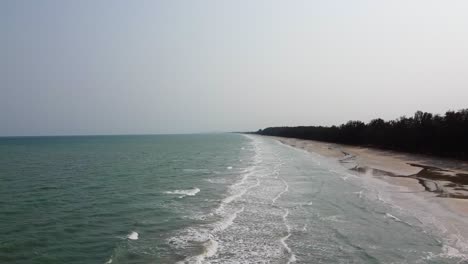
[2,0,468,136]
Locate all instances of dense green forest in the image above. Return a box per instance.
[255,109,468,160]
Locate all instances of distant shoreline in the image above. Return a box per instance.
[255,109,468,160]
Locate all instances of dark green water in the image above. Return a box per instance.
[0,134,251,263]
[0,134,467,263]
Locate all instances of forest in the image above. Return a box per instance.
[255,109,468,159]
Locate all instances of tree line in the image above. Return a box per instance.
[255,109,468,160]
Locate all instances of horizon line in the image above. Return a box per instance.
[0,131,239,138]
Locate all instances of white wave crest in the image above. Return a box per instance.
[280,209,296,263]
[212,207,244,233]
[175,237,219,264]
[165,188,200,198]
[127,231,139,240]
[271,178,289,205]
[385,213,402,223]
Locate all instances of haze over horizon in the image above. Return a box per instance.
[2,0,468,136]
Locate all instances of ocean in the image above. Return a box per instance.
[0,133,466,263]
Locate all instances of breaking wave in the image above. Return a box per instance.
[164,188,200,198]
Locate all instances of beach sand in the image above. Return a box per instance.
[269,136,468,258]
[273,136,468,199]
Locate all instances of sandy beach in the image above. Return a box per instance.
[269,135,468,258]
[272,136,468,199]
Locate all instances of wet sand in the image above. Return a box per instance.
[268,136,468,259]
[270,136,468,216]
[272,137,468,199]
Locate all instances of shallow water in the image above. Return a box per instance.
[0,134,466,263]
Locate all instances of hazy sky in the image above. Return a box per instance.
[2,0,468,136]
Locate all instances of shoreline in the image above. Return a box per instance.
[270,136,468,200]
[267,135,468,217]
[266,135,468,258]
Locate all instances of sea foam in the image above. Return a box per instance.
[164,188,200,198]
[127,231,139,240]
[178,238,219,264]
[280,209,296,263]
[212,207,244,233]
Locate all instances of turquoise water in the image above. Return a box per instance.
[0,134,466,263]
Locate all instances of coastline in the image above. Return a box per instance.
[266,135,468,257]
[270,136,468,200]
